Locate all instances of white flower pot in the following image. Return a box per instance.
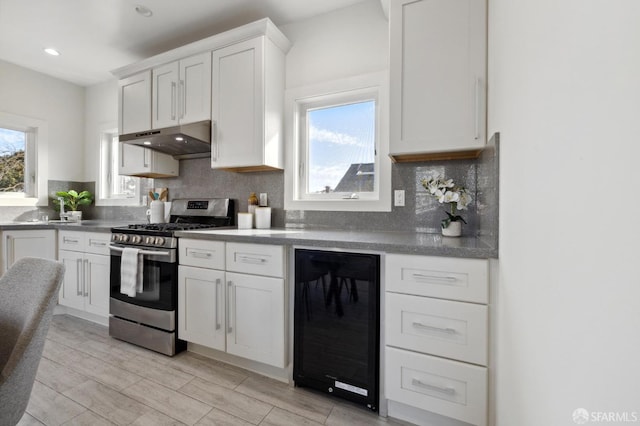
[69,211,82,222]
[442,221,462,237]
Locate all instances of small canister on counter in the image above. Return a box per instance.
[255,207,271,229]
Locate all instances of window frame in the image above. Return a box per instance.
[0,112,48,206]
[96,123,145,206]
[284,72,391,212]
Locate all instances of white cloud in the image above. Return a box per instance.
[0,129,25,155]
[309,125,364,147]
[308,163,350,192]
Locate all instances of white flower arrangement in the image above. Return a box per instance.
[420,175,472,229]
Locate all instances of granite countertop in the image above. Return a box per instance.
[176,228,498,259]
[0,220,137,233]
[0,222,498,258]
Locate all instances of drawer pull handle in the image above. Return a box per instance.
[215,278,221,330]
[90,241,107,247]
[412,322,456,334]
[412,273,457,283]
[238,255,267,264]
[190,250,212,259]
[411,378,456,395]
[64,237,80,244]
[227,281,233,333]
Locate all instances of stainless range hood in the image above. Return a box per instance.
[119,120,211,159]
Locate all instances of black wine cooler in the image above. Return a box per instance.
[293,248,380,411]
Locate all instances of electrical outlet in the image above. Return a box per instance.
[394,190,405,207]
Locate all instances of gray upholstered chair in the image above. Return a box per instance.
[0,257,65,426]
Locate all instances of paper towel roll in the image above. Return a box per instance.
[150,200,165,223]
[255,207,271,229]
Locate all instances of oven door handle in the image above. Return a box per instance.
[109,244,172,257]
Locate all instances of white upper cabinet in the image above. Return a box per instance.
[118,142,179,177]
[389,0,487,161]
[118,71,151,135]
[113,19,290,172]
[211,36,286,171]
[118,69,180,177]
[152,52,212,129]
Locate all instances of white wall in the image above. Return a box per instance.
[489,1,640,425]
[84,79,118,185]
[0,59,85,182]
[280,0,388,89]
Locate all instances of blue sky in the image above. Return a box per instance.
[307,100,375,193]
[0,128,25,156]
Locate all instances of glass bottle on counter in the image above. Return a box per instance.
[248,192,259,215]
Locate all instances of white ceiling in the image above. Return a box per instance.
[0,0,383,87]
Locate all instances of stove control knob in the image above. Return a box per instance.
[131,235,142,244]
[119,234,129,243]
[111,234,119,242]
[145,236,155,245]
[154,237,165,246]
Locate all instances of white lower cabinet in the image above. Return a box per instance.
[1,229,56,274]
[178,239,286,368]
[385,253,489,426]
[178,265,226,351]
[58,231,111,318]
[386,347,487,425]
[225,271,285,366]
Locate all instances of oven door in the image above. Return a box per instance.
[109,245,178,311]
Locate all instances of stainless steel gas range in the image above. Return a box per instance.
[108,198,234,356]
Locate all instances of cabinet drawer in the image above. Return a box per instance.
[385,347,487,426]
[58,231,85,252]
[85,233,111,256]
[386,254,488,303]
[226,243,284,278]
[386,292,488,365]
[179,239,225,270]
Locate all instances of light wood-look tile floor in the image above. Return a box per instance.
[18,314,404,426]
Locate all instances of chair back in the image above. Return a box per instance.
[0,257,65,426]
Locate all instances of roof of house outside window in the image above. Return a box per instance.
[333,163,374,193]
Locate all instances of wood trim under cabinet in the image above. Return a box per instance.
[389,149,483,163]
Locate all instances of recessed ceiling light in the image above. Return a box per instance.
[135,5,153,18]
[175,137,184,141]
[44,48,60,56]
[143,141,151,145]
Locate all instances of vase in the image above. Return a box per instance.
[69,211,82,222]
[442,221,462,237]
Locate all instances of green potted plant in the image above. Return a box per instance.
[53,190,93,221]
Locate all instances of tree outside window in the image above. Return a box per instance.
[0,127,26,194]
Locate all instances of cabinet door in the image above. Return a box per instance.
[225,271,285,367]
[152,61,180,129]
[2,229,56,273]
[58,250,85,311]
[178,265,226,351]
[180,52,212,124]
[119,142,150,176]
[119,71,151,134]
[84,253,110,317]
[389,0,486,156]
[118,141,179,177]
[211,37,264,169]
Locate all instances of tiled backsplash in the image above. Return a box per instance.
[156,134,499,241]
[1,135,499,247]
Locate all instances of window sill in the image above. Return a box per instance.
[285,197,391,212]
[0,197,39,207]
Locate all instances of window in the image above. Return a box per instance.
[0,112,47,206]
[97,127,145,206]
[285,72,391,211]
